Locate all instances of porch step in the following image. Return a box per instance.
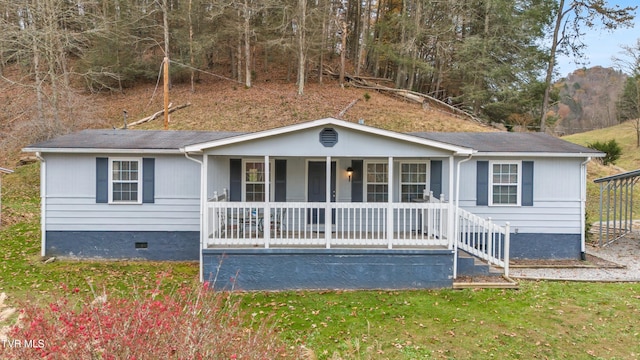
[457,250,503,277]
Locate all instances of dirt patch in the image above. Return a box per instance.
[0,293,17,342]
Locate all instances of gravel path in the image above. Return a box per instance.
[510,229,640,282]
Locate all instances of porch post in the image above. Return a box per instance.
[325,156,331,248]
[387,156,394,249]
[200,153,208,283]
[202,154,209,248]
[448,155,455,248]
[264,155,271,248]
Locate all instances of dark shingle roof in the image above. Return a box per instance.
[24,126,600,156]
[410,132,601,154]
[24,129,245,151]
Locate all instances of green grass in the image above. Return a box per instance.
[564,120,640,171]
[242,284,640,359]
[563,120,640,226]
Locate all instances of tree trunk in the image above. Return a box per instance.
[540,0,566,133]
[296,0,306,95]
[339,20,347,86]
[188,0,195,92]
[244,0,251,88]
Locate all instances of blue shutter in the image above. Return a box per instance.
[274,159,286,201]
[229,159,242,201]
[430,160,442,199]
[351,160,363,202]
[96,157,108,203]
[476,161,489,206]
[142,158,155,203]
[521,161,534,206]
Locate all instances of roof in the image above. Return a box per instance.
[410,131,603,157]
[594,169,640,184]
[0,167,13,174]
[23,129,246,154]
[23,118,601,158]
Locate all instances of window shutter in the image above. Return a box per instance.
[96,157,108,203]
[521,161,534,206]
[274,159,286,201]
[430,160,442,199]
[351,160,363,202]
[142,158,155,203]
[229,159,242,201]
[476,161,489,206]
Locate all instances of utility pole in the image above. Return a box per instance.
[163,0,170,130]
[163,56,169,130]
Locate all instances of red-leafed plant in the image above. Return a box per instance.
[1,280,295,359]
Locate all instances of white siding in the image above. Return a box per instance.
[457,157,583,234]
[205,126,454,158]
[44,153,200,232]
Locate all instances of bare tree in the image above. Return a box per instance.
[613,40,640,147]
[539,0,636,132]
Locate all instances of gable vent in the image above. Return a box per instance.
[319,128,338,147]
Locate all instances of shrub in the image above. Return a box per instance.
[1,282,297,359]
[588,139,622,165]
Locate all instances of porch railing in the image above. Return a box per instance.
[206,200,451,249]
[455,207,510,277]
[206,191,511,277]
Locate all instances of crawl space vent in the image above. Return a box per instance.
[319,128,338,147]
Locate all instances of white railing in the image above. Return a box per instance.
[455,207,510,277]
[206,200,451,249]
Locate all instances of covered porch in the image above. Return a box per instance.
[183,119,510,289]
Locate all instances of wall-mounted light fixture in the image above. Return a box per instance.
[346,167,354,182]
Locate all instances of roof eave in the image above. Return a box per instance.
[22,147,183,154]
[474,151,605,158]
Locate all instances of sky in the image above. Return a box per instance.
[554,0,639,77]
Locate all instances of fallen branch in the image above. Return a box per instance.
[322,69,483,124]
[122,103,192,129]
[337,99,360,119]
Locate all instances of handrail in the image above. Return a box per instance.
[455,207,510,277]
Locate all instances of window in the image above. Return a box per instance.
[400,163,427,202]
[245,161,265,201]
[490,162,520,205]
[366,163,388,202]
[110,158,142,203]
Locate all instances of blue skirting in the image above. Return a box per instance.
[46,231,200,260]
[202,248,454,291]
[510,233,581,260]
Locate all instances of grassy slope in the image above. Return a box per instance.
[563,121,640,227]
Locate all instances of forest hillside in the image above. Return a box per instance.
[0,65,491,168]
[551,67,627,135]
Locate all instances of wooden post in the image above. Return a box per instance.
[163,57,169,130]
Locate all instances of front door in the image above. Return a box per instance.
[308,161,336,224]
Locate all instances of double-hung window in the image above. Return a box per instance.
[366,162,388,202]
[489,161,520,206]
[244,161,266,201]
[110,158,142,203]
[400,163,428,202]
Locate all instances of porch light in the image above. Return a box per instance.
[346,167,354,182]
